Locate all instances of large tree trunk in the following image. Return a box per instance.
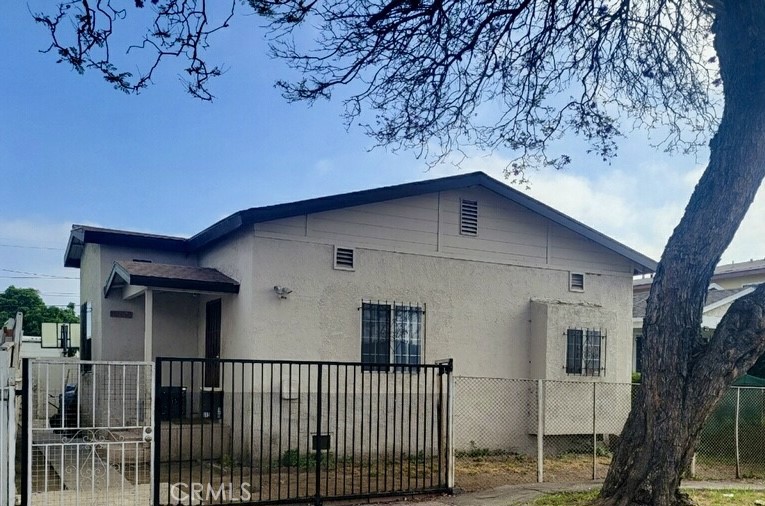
[597,2,765,505]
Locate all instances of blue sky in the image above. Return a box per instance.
[2,2,763,310]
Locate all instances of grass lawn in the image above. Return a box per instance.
[533,489,765,505]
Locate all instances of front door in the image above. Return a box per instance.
[204,298,221,387]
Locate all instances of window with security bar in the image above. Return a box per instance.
[361,301,424,371]
[565,328,606,376]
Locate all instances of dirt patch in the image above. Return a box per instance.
[455,453,612,492]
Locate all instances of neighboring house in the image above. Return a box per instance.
[634,258,765,294]
[632,259,765,372]
[64,171,656,450]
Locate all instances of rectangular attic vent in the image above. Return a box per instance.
[570,272,585,292]
[460,199,478,236]
[334,247,355,270]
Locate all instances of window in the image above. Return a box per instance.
[569,272,585,292]
[334,246,355,270]
[361,302,423,371]
[565,328,605,376]
[634,334,643,373]
[460,199,478,236]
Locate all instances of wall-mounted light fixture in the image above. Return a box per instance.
[273,286,293,299]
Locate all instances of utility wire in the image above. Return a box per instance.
[0,268,78,279]
[0,243,63,251]
[0,276,78,280]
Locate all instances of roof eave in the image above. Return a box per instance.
[65,226,190,269]
[189,172,657,273]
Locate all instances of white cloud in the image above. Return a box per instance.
[314,159,335,175]
[432,152,765,265]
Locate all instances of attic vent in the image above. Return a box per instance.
[570,272,585,292]
[132,259,152,263]
[460,199,478,236]
[334,247,355,270]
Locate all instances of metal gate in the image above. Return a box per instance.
[22,359,154,506]
[154,357,454,505]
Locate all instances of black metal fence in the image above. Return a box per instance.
[153,357,453,505]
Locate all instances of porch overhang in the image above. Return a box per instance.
[104,260,240,299]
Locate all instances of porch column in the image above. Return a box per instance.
[144,288,153,362]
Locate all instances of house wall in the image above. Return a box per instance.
[705,302,734,319]
[77,187,638,455]
[79,243,199,361]
[197,230,256,361]
[209,188,634,383]
[255,188,634,275]
[714,273,765,290]
[231,237,630,380]
[205,189,634,454]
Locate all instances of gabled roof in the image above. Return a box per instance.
[104,260,240,297]
[66,171,657,274]
[634,258,765,291]
[632,287,754,319]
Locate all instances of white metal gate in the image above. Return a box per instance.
[0,352,16,506]
[25,360,154,506]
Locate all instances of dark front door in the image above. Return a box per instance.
[205,299,222,387]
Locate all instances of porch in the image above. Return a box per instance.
[102,259,239,363]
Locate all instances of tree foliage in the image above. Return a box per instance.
[0,286,79,337]
[34,0,718,179]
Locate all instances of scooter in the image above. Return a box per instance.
[49,384,78,436]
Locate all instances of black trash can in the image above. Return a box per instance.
[158,386,187,420]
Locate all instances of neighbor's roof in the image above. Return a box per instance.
[65,171,657,274]
[634,258,765,291]
[103,260,240,297]
[632,287,752,319]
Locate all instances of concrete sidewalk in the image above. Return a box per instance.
[367,480,765,506]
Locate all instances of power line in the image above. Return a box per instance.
[0,276,77,280]
[0,243,63,251]
[0,268,78,279]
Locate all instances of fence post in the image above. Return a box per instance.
[446,359,454,492]
[537,379,544,483]
[153,358,162,506]
[314,363,323,506]
[592,382,597,480]
[690,453,696,478]
[20,358,29,506]
[735,387,741,479]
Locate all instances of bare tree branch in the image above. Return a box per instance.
[33,0,235,100]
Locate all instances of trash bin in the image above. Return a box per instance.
[159,386,187,420]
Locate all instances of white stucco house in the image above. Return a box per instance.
[64,171,656,450]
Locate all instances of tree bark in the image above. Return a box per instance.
[597,1,765,505]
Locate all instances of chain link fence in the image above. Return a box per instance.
[694,386,765,480]
[453,377,765,490]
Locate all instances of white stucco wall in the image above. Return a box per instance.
[210,236,634,382]
[79,243,200,361]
